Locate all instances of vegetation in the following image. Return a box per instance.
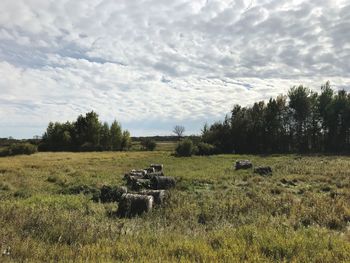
[0,151,349,262]
[40,111,131,151]
[173,125,185,139]
[0,143,38,157]
[175,138,196,156]
[140,138,157,151]
[202,82,350,154]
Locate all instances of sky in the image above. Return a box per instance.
[1,0,350,138]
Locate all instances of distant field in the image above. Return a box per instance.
[0,152,349,262]
[131,141,177,151]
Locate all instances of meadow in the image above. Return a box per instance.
[0,149,349,262]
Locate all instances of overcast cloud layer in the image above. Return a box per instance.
[1,0,350,138]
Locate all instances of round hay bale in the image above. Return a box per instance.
[139,190,167,205]
[151,176,175,190]
[235,160,253,170]
[150,164,163,172]
[117,193,153,218]
[128,177,151,191]
[143,171,164,179]
[100,185,127,203]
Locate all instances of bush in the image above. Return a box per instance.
[175,139,197,157]
[196,142,216,156]
[140,139,157,151]
[0,143,38,157]
[10,143,38,155]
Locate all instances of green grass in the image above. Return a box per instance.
[131,141,177,151]
[0,152,349,262]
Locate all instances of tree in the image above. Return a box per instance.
[288,85,312,152]
[110,120,122,151]
[173,125,185,139]
[100,122,111,150]
[74,111,101,148]
[121,130,132,150]
[41,112,131,152]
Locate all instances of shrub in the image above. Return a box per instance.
[196,142,216,156]
[175,139,196,157]
[0,143,38,157]
[140,139,157,151]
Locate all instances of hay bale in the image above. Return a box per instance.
[150,164,163,172]
[129,169,147,177]
[139,190,167,205]
[151,176,175,190]
[128,177,151,191]
[143,171,164,179]
[235,160,253,170]
[254,166,272,176]
[100,185,127,203]
[145,167,156,174]
[117,193,153,217]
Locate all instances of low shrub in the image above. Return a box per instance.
[0,143,38,157]
[175,139,197,157]
[140,139,157,151]
[196,142,216,156]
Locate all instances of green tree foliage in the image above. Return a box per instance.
[203,82,350,154]
[40,111,131,152]
[110,120,122,151]
[121,130,132,150]
[100,122,111,150]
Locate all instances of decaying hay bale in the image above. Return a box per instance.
[150,164,163,172]
[117,193,153,217]
[151,176,176,190]
[143,171,164,179]
[100,185,127,203]
[139,190,167,205]
[129,169,147,176]
[254,166,272,176]
[127,177,151,191]
[145,167,156,174]
[235,160,253,170]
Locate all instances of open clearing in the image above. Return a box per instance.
[0,151,349,262]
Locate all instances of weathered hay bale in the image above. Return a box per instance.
[100,185,127,203]
[145,167,156,174]
[129,169,147,176]
[150,164,163,172]
[151,176,175,190]
[117,193,153,217]
[139,190,167,205]
[143,171,164,179]
[254,166,272,176]
[235,160,253,170]
[128,177,151,191]
[124,174,143,185]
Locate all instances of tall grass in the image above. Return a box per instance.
[0,152,349,262]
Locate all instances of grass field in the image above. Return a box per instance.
[130,141,177,151]
[0,151,349,262]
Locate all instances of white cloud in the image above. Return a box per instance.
[0,0,350,137]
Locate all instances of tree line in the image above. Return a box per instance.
[201,82,350,154]
[40,111,131,151]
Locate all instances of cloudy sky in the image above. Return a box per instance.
[1,0,350,138]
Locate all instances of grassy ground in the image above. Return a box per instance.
[0,151,349,262]
[130,141,177,151]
